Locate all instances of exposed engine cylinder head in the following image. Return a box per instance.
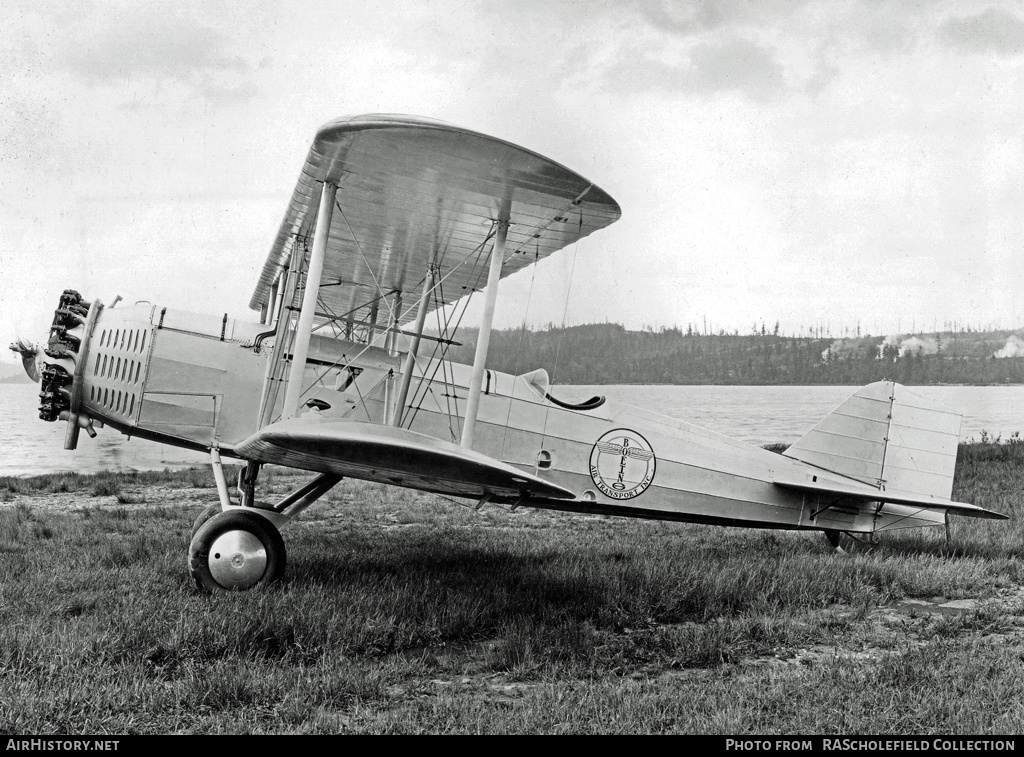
[39,289,91,424]
[39,365,72,422]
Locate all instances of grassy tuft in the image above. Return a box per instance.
[1,444,1024,733]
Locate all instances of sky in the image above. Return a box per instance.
[3,0,1024,367]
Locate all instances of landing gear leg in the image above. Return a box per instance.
[191,447,235,540]
[238,460,261,508]
[188,455,343,592]
[210,447,234,510]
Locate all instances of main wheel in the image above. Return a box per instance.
[824,530,879,554]
[190,504,222,541]
[188,510,286,592]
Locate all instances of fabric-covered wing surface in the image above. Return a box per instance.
[233,418,577,502]
[249,114,622,327]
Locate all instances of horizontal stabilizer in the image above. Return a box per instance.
[771,476,1006,520]
[234,418,575,502]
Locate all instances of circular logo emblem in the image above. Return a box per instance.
[589,429,656,500]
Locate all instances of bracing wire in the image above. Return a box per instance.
[499,243,541,457]
[540,210,587,443]
[284,222,498,418]
[402,234,495,437]
[335,200,396,327]
[550,212,586,385]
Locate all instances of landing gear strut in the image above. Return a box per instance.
[187,450,343,592]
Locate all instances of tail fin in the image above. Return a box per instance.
[782,381,961,499]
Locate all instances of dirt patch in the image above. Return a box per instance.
[735,587,1024,675]
[0,484,218,513]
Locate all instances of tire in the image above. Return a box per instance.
[190,504,222,542]
[824,530,878,554]
[188,510,286,593]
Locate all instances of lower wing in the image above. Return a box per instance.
[233,418,575,503]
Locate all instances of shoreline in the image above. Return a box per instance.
[3,437,1022,481]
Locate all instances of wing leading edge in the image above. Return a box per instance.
[249,114,622,327]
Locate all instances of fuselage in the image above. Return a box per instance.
[41,296,943,535]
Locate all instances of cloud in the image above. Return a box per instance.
[598,35,787,101]
[63,22,241,80]
[686,37,786,99]
[598,2,920,102]
[0,94,71,173]
[636,1,737,35]
[939,7,1024,56]
[635,0,804,36]
[58,7,260,105]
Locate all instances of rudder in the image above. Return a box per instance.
[782,381,961,499]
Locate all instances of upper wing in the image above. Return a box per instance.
[249,114,622,327]
[233,417,576,503]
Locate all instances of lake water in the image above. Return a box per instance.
[2,382,1023,476]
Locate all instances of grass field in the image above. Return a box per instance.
[2,442,1024,734]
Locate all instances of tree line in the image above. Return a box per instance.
[440,323,1024,385]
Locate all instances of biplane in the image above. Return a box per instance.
[12,114,1005,592]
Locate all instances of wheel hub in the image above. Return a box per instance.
[208,529,268,589]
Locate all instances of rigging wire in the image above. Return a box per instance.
[335,200,396,327]
[402,230,495,437]
[550,212,586,385]
[499,243,541,458]
[282,223,497,419]
[402,226,505,436]
[539,210,587,444]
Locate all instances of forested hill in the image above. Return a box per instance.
[439,323,1024,385]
